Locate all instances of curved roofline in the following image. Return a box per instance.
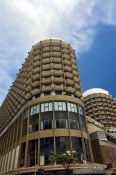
[83,88,109,97]
[34,38,69,45]
[30,38,72,51]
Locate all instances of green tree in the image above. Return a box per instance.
[49,154,74,174]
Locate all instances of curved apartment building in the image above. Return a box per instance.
[83,88,116,133]
[0,39,93,174]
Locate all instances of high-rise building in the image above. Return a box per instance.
[83,88,116,133]
[0,39,94,174]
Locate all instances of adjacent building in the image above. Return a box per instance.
[86,115,116,170]
[83,88,116,134]
[90,131,116,169]
[0,39,94,175]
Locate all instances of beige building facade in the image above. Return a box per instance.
[83,88,116,134]
[0,39,94,174]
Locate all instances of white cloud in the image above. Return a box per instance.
[0,0,116,104]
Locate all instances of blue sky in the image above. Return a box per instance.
[0,0,116,104]
[79,25,116,97]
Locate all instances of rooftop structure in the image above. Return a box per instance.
[83,88,109,97]
[83,88,116,133]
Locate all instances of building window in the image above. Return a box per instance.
[79,106,87,131]
[30,114,39,132]
[43,120,52,129]
[40,137,54,165]
[55,91,62,95]
[27,139,38,167]
[31,105,39,116]
[41,103,53,112]
[44,91,51,96]
[55,110,68,129]
[55,137,70,154]
[30,106,39,132]
[71,137,83,162]
[84,139,91,162]
[51,91,55,95]
[54,102,66,111]
[41,112,53,130]
[40,93,44,97]
[65,92,72,96]
[25,110,28,118]
[56,119,68,128]
[67,103,77,113]
[79,106,84,115]
[69,112,80,130]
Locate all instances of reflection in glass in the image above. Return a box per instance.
[27,139,38,167]
[54,102,66,111]
[69,112,80,130]
[79,106,87,131]
[55,137,70,154]
[31,105,39,115]
[55,111,68,128]
[41,103,53,112]
[30,113,39,132]
[40,137,54,165]
[41,112,53,130]
[72,137,83,162]
[84,139,91,162]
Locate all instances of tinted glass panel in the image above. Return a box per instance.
[41,103,53,112]
[30,113,39,132]
[55,111,67,119]
[72,137,83,162]
[56,119,68,128]
[79,106,87,131]
[31,105,39,115]
[55,111,68,128]
[40,137,54,165]
[55,137,70,154]
[27,139,38,167]
[67,103,77,113]
[69,112,80,129]
[84,139,91,162]
[41,112,53,130]
[54,102,66,111]
[43,120,52,129]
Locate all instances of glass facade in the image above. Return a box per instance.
[27,139,38,167]
[72,137,83,162]
[18,136,91,167]
[40,137,54,165]
[20,102,87,134]
[55,137,70,154]
[0,101,91,170]
[79,106,87,131]
[41,112,53,129]
[84,138,91,162]
[30,113,39,132]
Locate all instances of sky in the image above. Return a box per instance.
[0,0,116,105]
